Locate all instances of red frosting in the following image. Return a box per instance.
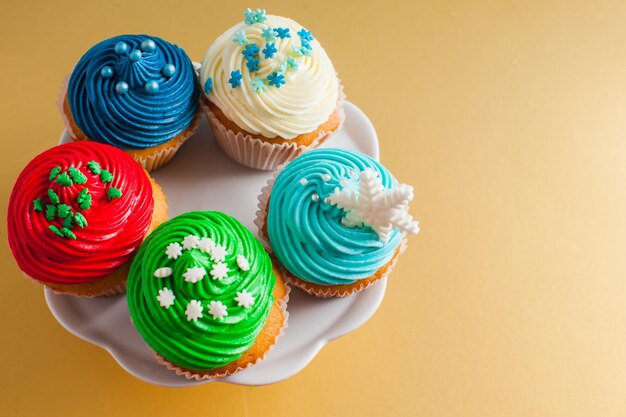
[7,142,154,284]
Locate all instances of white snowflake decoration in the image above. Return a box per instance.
[210,262,229,280]
[208,300,228,320]
[210,244,228,262]
[182,235,200,250]
[185,300,203,321]
[156,287,175,308]
[165,242,182,259]
[237,254,250,271]
[183,266,206,283]
[235,290,255,308]
[198,237,215,254]
[153,267,173,278]
[328,167,420,243]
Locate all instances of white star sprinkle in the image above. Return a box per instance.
[182,235,200,250]
[183,266,206,283]
[185,300,203,321]
[237,254,250,271]
[328,168,420,243]
[198,237,215,254]
[165,242,182,259]
[153,267,173,278]
[208,300,228,320]
[210,244,228,262]
[210,262,229,280]
[235,290,255,308]
[156,287,175,308]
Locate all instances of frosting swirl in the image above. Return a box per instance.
[7,142,154,284]
[127,211,276,371]
[68,34,200,149]
[267,149,403,285]
[200,13,339,139]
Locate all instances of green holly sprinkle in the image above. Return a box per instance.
[87,161,101,174]
[107,187,122,200]
[45,205,57,221]
[68,167,87,184]
[57,204,71,218]
[74,212,88,228]
[60,227,77,240]
[33,198,45,212]
[63,214,75,229]
[49,225,64,237]
[55,172,73,186]
[49,166,61,181]
[100,169,113,183]
[47,189,60,204]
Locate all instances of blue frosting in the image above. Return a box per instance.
[267,148,402,285]
[67,35,200,150]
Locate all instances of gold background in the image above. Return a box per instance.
[1,0,625,415]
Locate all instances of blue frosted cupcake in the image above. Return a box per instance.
[61,34,201,171]
[256,148,420,297]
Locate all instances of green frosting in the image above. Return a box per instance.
[127,211,277,371]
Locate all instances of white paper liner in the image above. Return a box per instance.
[203,79,346,171]
[254,164,408,297]
[155,282,291,380]
[57,75,202,172]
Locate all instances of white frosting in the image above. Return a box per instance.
[200,14,340,139]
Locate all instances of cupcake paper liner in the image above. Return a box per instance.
[25,272,127,298]
[154,283,291,380]
[254,164,408,297]
[203,79,346,171]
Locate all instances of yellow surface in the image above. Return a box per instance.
[1,0,626,415]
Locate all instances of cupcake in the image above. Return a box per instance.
[7,142,168,297]
[200,9,343,170]
[127,211,288,380]
[61,34,201,171]
[256,148,420,297]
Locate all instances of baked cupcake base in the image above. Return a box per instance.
[155,265,289,380]
[33,175,168,297]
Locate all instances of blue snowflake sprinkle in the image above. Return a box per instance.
[286,56,298,71]
[246,57,260,73]
[277,61,288,74]
[242,43,260,58]
[292,45,311,57]
[297,28,314,42]
[274,27,291,39]
[233,30,247,46]
[244,8,257,25]
[301,39,312,51]
[261,26,277,42]
[204,77,213,93]
[262,42,277,59]
[254,9,267,23]
[251,78,268,93]
[267,72,286,88]
[229,70,242,88]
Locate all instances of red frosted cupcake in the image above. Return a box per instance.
[7,142,168,296]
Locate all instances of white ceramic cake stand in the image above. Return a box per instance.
[44,101,385,387]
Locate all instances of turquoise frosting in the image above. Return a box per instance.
[68,34,199,150]
[267,148,402,285]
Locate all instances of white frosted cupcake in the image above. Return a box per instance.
[200,9,344,170]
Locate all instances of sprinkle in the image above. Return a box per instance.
[165,242,183,259]
[198,237,215,253]
[144,80,160,94]
[100,66,114,78]
[237,254,250,271]
[68,167,87,184]
[233,30,247,46]
[297,28,314,42]
[245,57,260,73]
[244,8,257,25]
[262,42,277,59]
[140,39,156,53]
[49,166,61,181]
[286,56,298,71]
[74,212,88,228]
[47,189,60,204]
[154,267,173,278]
[87,161,101,174]
[45,205,57,221]
[275,27,291,39]
[156,288,175,308]
[183,266,206,283]
[208,300,228,320]
[210,244,228,262]
[311,194,319,202]
[229,70,242,88]
[267,72,286,88]
[161,63,176,78]
[204,77,213,94]
[55,172,73,187]
[210,262,229,280]
[324,197,332,204]
[322,174,331,181]
[62,214,74,229]
[129,49,142,62]
[182,235,200,249]
[114,41,129,55]
[60,227,77,240]
[261,26,277,42]
[277,61,288,74]
[76,188,92,210]
[185,300,203,321]
[250,77,267,93]
[301,39,312,51]
[100,170,113,183]
[299,178,308,185]
[292,45,310,57]
[57,204,71,218]
[33,198,45,212]
[242,43,260,58]
[107,187,122,200]
[115,81,129,95]
[49,225,64,237]
[254,8,267,23]
[235,290,255,308]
